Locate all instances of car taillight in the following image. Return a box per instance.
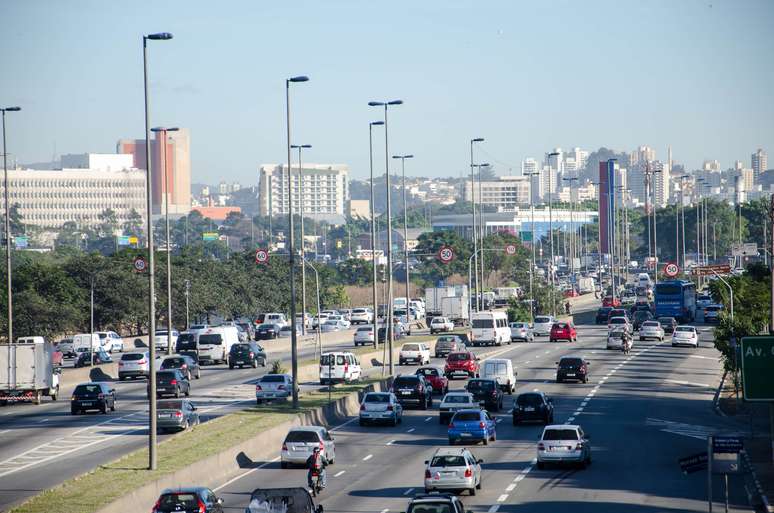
[479,421,486,428]
[181,364,187,369]
[170,379,177,385]
[425,469,431,478]
[118,361,124,367]
[174,411,183,417]
[449,422,455,428]
[319,441,325,450]
[464,468,473,478]
[538,442,545,450]
[97,393,104,399]
[491,391,498,397]
[360,404,366,411]
[249,352,254,358]
[575,443,584,450]
[387,405,393,411]
[282,443,287,451]
[255,385,262,391]
[152,499,161,513]
[197,499,206,513]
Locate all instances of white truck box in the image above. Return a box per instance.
[0,338,60,404]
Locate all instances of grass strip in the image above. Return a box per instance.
[11,379,380,513]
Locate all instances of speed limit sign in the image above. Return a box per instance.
[438,246,455,264]
[663,262,680,278]
[132,255,147,273]
[255,248,269,265]
[505,244,517,255]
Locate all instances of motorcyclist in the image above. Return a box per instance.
[306,447,328,491]
[620,330,632,354]
[564,301,572,315]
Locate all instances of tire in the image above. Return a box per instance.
[184,387,190,397]
[483,436,489,445]
[421,397,428,410]
[391,416,397,427]
[261,358,267,367]
[476,478,482,490]
[229,364,234,370]
[252,359,258,369]
[101,404,107,414]
[491,431,496,442]
[537,461,545,470]
[281,462,288,469]
[469,487,476,496]
[440,416,447,425]
[174,388,181,398]
[110,399,116,412]
[359,419,366,427]
[256,399,263,405]
[196,369,201,379]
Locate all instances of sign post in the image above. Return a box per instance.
[504,244,517,256]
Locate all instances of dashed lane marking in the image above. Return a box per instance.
[424,417,431,422]
[386,439,396,445]
[665,379,712,388]
[514,474,526,482]
[497,494,509,502]
[407,428,415,433]
[334,470,346,477]
[487,506,500,513]
[403,488,414,496]
[363,454,372,461]
[506,483,516,492]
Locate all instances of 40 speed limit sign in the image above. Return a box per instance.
[437,246,455,264]
[505,244,517,255]
[255,248,269,265]
[663,262,680,278]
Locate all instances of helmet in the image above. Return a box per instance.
[313,447,321,454]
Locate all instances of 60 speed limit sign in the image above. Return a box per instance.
[438,246,455,264]
[255,248,269,265]
[663,262,680,278]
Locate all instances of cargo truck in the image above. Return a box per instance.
[424,286,470,326]
[0,337,61,405]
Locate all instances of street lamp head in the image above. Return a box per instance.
[370,120,384,126]
[2,107,21,112]
[479,163,490,167]
[472,138,484,143]
[291,144,312,149]
[288,75,309,83]
[146,32,173,40]
[388,100,403,105]
[151,126,179,133]
[368,101,384,107]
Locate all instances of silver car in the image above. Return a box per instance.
[280,426,335,468]
[255,374,294,404]
[354,325,375,346]
[536,424,591,469]
[359,392,403,426]
[424,447,482,495]
[509,322,533,342]
[156,399,199,433]
[639,320,664,341]
[532,316,554,337]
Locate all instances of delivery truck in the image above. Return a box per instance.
[424,286,470,326]
[0,337,61,405]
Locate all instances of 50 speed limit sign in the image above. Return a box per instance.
[255,248,269,265]
[663,262,680,278]
[437,246,455,264]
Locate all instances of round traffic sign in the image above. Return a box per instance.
[255,248,269,265]
[505,244,517,255]
[133,256,147,273]
[664,262,680,278]
[438,246,455,264]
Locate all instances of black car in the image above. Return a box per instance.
[152,487,223,513]
[630,301,652,314]
[556,356,589,384]
[71,382,116,415]
[74,349,113,367]
[512,391,554,425]
[255,323,280,340]
[466,378,503,411]
[631,310,654,331]
[406,494,466,513]
[150,370,191,398]
[390,374,432,409]
[658,316,678,334]
[159,354,201,380]
[228,342,267,369]
[595,307,613,325]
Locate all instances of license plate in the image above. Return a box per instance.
[566,373,575,377]
[460,433,472,437]
[525,407,535,412]
[81,402,93,406]
[160,413,173,418]
[401,390,411,395]
[235,361,244,364]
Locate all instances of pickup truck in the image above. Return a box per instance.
[429,317,454,334]
[398,343,430,366]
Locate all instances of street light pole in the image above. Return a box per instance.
[528,171,539,320]
[286,75,309,409]
[184,279,190,330]
[547,152,560,315]
[142,31,172,471]
[470,138,484,311]
[1,106,20,348]
[291,144,312,336]
[369,121,383,344]
[681,175,689,269]
[369,100,402,375]
[563,177,578,272]
[393,154,414,315]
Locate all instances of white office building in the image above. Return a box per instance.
[463,176,531,210]
[258,163,349,221]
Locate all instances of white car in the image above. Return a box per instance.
[607,317,631,333]
[424,447,482,495]
[350,308,374,325]
[438,391,478,424]
[321,319,348,332]
[359,392,403,426]
[327,315,351,329]
[672,326,699,348]
[96,331,124,352]
[639,321,665,341]
[280,426,335,468]
[154,330,179,351]
[353,325,375,346]
[311,313,330,329]
[532,316,555,337]
[696,294,713,311]
[399,343,430,366]
[536,424,591,469]
[606,327,629,350]
[265,313,288,328]
[430,317,454,334]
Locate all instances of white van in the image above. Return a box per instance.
[471,311,510,346]
[319,352,361,385]
[265,313,288,328]
[481,358,517,394]
[637,273,652,288]
[72,333,101,353]
[196,326,239,365]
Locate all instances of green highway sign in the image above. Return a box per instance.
[740,336,774,401]
[202,232,219,242]
[520,231,533,242]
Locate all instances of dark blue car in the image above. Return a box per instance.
[447,409,496,445]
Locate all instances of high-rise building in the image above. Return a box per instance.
[598,160,620,254]
[521,157,538,176]
[630,146,656,167]
[702,160,721,172]
[258,163,349,221]
[463,176,531,210]
[571,147,589,172]
[545,148,564,176]
[652,161,669,207]
[117,128,191,215]
[752,148,768,177]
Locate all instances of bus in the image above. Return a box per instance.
[654,280,696,323]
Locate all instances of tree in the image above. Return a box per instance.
[413,230,473,286]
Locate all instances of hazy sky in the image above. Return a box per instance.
[2,0,772,184]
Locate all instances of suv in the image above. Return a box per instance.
[150,369,191,398]
[399,343,431,366]
[430,317,454,334]
[152,487,224,513]
[658,316,677,334]
[435,336,464,358]
[391,374,433,409]
[556,356,589,383]
[71,382,116,415]
[350,308,373,325]
[405,493,467,513]
[444,351,480,379]
[607,309,629,322]
[631,310,653,331]
[353,325,375,346]
[228,342,266,369]
[465,378,503,411]
[549,322,577,343]
[118,351,151,381]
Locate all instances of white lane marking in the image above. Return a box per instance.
[514,474,526,482]
[532,388,539,392]
[38,418,50,423]
[403,487,414,496]
[487,506,500,513]
[580,401,588,407]
[566,417,575,423]
[524,360,530,364]
[506,483,516,492]
[424,417,432,422]
[330,416,358,431]
[496,418,502,423]
[597,380,605,384]
[544,350,550,354]
[386,439,396,445]
[610,369,617,373]
[665,379,712,388]
[689,354,715,360]
[574,410,583,415]
[363,454,373,461]
[334,470,346,477]
[0,429,10,435]
[407,428,415,433]
[497,494,509,502]
[381,509,390,513]
[530,458,537,465]
[214,456,280,491]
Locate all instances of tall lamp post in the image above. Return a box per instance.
[680,175,690,269]
[151,126,179,355]
[392,154,414,313]
[473,163,490,309]
[142,31,172,471]
[470,138,484,311]
[563,176,578,272]
[368,100,402,375]
[286,75,309,409]
[547,152,560,315]
[368,121,383,343]
[528,171,540,319]
[1,106,20,349]
[291,143,312,335]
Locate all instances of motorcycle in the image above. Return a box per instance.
[310,471,325,497]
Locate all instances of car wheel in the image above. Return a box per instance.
[469,487,476,496]
[71,408,78,415]
[476,477,482,490]
[281,461,288,469]
[110,399,116,412]
[101,404,107,414]
[229,364,234,370]
[252,359,258,369]
[391,416,397,427]
[421,397,428,410]
[256,399,263,405]
[537,461,545,470]
[359,419,366,427]
[448,438,455,445]
[483,436,489,445]
[174,388,180,398]
[196,369,201,379]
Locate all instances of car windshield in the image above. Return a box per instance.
[320,354,346,366]
[517,394,543,406]
[157,400,183,410]
[658,317,675,324]
[705,306,721,312]
[452,411,481,422]
[284,431,320,443]
[444,395,471,404]
[407,504,454,513]
[393,377,419,387]
[73,384,101,397]
[609,318,626,324]
[534,316,551,323]
[656,283,682,295]
[364,394,390,403]
[356,327,372,332]
[447,353,469,361]
[553,323,568,329]
[121,353,145,361]
[467,380,495,392]
[560,358,583,368]
[430,455,466,467]
[642,321,660,328]
[260,375,286,383]
[156,493,199,512]
[161,357,185,367]
[676,327,695,333]
[418,368,438,377]
[231,344,251,353]
[403,344,420,351]
[472,318,494,328]
[543,429,580,441]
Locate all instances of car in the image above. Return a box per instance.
[159,354,201,380]
[157,399,200,433]
[244,488,322,513]
[672,325,699,347]
[152,487,223,513]
[255,373,295,403]
[279,324,303,337]
[631,300,652,314]
[399,343,431,365]
[620,292,636,306]
[294,313,311,331]
[532,315,555,337]
[595,307,613,325]
[602,296,621,308]
[280,426,335,468]
[430,316,455,334]
[509,322,534,342]
[350,307,374,325]
[448,409,496,445]
[424,447,483,495]
[310,313,330,330]
[606,327,630,350]
[150,369,191,398]
[405,493,467,513]
[255,323,280,340]
[154,330,180,351]
[359,391,403,426]
[703,304,723,323]
[353,325,376,346]
[74,349,113,367]
[434,335,465,358]
[326,315,351,329]
[536,424,591,469]
[465,378,503,411]
[513,391,554,425]
[556,356,590,383]
[549,322,577,343]
[639,320,665,341]
[631,310,654,331]
[658,316,678,334]
[439,391,478,424]
[416,366,449,394]
[57,337,76,358]
[96,331,124,352]
[480,358,516,394]
[444,351,480,379]
[264,313,288,328]
[319,352,362,384]
[607,316,631,332]
[607,308,629,322]
[321,319,347,332]
[228,341,267,369]
[696,294,713,310]
[118,350,151,380]
[391,374,433,409]
[70,382,116,415]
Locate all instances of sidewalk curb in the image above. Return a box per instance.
[712,369,728,418]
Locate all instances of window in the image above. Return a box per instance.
[284,431,321,443]
[430,455,466,467]
[472,319,494,329]
[199,334,222,345]
[543,429,580,441]
[452,411,481,421]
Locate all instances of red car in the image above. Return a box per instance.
[444,351,480,379]
[416,366,449,394]
[550,322,577,343]
[602,296,621,308]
